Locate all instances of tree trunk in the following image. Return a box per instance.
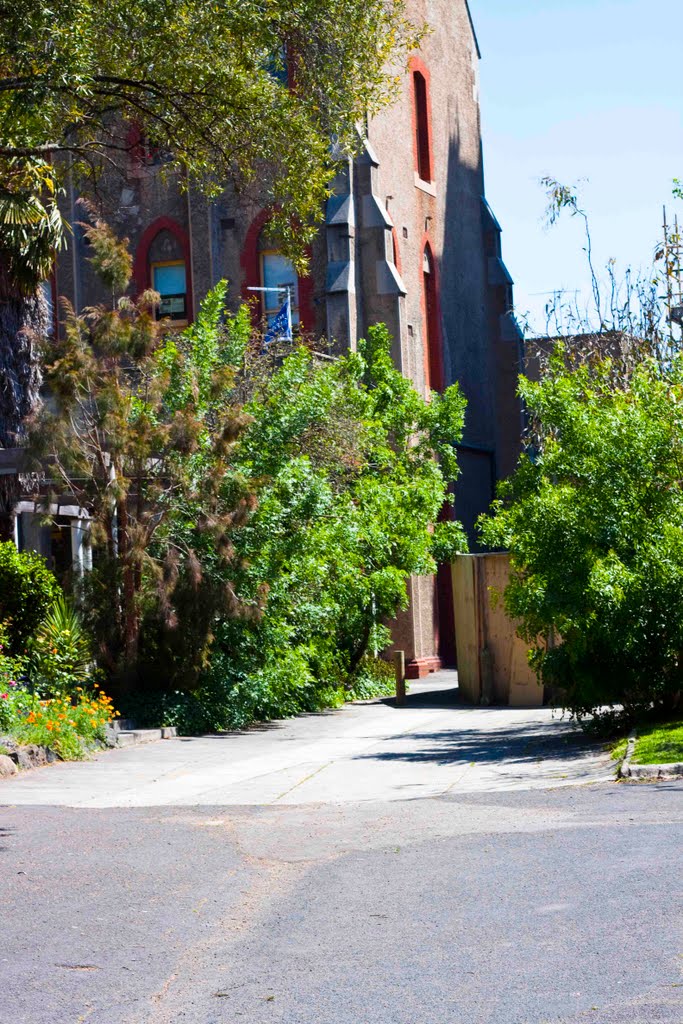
[116,496,139,670]
[0,291,45,442]
[0,290,46,539]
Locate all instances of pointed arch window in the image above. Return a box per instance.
[423,244,442,391]
[241,211,314,329]
[133,217,193,323]
[413,70,432,183]
[258,233,300,328]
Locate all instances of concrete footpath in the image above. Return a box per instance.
[0,673,615,807]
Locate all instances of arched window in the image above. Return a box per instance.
[241,212,314,329]
[422,244,442,391]
[133,218,193,322]
[413,70,432,182]
[258,233,300,328]
[148,229,188,321]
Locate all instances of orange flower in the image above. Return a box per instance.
[58,714,66,721]
[45,722,53,731]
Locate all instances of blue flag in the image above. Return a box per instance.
[264,295,293,346]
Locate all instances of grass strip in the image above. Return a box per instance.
[631,720,683,765]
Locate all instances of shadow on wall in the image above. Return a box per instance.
[439,131,524,550]
[440,131,494,550]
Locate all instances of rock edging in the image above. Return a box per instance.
[0,740,59,776]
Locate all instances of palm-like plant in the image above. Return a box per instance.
[29,596,93,696]
[0,165,64,296]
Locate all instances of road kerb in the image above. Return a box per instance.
[618,731,637,779]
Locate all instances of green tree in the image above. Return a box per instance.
[0,0,420,258]
[29,220,252,686]
[187,326,468,727]
[0,0,420,530]
[480,350,683,722]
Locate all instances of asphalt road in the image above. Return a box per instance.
[0,675,615,807]
[1,683,682,1024]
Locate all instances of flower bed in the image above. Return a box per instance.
[1,684,117,762]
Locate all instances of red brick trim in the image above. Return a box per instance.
[391,227,403,275]
[409,56,434,184]
[240,209,271,312]
[133,216,194,321]
[406,656,443,680]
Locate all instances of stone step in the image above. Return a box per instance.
[115,727,176,748]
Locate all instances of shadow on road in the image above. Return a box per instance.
[0,824,16,852]
[355,704,601,768]
[379,684,463,710]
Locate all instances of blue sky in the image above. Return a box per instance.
[472,0,683,334]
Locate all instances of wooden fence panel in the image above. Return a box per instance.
[451,554,543,707]
[451,555,480,703]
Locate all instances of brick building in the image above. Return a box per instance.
[49,0,523,677]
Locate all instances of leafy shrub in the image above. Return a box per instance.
[0,623,28,732]
[480,351,683,721]
[0,542,58,652]
[125,320,467,733]
[347,656,396,701]
[0,603,113,759]
[119,654,396,735]
[34,241,467,731]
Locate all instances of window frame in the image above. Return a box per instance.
[151,258,188,324]
[259,249,300,326]
[134,217,194,322]
[410,59,434,186]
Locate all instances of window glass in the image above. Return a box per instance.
[413,71,432,182]
[261,252,300,325]
[152,262,187,320]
